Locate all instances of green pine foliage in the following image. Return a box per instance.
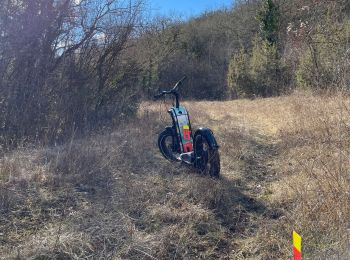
[257,0,280,45]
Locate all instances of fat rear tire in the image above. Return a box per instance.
[194,134,220,178]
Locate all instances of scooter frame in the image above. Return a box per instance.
[155,76,220,172]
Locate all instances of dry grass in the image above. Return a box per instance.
[1,92,350,259]
[271,92,350,258]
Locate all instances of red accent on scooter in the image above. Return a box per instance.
[183,142,193,152]
[183,128,191,140]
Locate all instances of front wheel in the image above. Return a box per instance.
[158,129,181,162]
[194,134,220,178]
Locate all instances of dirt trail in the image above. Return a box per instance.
[187,100,287,258]
[221,132,283,258]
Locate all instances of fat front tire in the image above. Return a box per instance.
[158,129,181,162]
[194,134,220,178]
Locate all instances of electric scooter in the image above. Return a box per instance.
[154,76,220,178]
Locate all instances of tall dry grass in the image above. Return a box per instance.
[0,103,241,259]
[1,93,350,259]
[273,92,350,258]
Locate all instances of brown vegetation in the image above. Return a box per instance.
[1,0,350,259]
[1,93,349,259]
[1,0,350,146]
[0,0,144,146]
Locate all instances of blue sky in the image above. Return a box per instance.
[148,0,234,19]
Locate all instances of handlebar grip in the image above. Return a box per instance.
[179,76,187,82]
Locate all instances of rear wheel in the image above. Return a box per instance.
[158,129,181,162]
[194,134,220,178]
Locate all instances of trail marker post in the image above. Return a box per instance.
[293,231,302,260]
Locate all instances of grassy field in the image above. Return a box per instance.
[1,92,349,259]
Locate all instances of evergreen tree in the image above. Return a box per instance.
[257,0,280,45]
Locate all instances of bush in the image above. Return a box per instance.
[250,39,281,96]
[227,48,252,98]
[227,39,287,98]
[296,19,350,90]
[0,0,143,148]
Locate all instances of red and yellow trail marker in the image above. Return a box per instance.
[293,231,302,260]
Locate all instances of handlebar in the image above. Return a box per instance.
[154,76,187,98]
[173,76,187,89]
[154,76,187,108]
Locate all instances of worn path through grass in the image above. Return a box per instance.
[4,95,348,259]
[185,99,290,259]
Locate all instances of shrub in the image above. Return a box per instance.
[0,0,143,148]
[227,48,252,98]
[295,19,350,90]
[249,39,281,96]
[227,39,287,98]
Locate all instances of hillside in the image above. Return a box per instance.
[1,93,349,259]
[2,0,349,145]
[1,1,350,258]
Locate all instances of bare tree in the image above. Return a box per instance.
[0,0,144,147]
